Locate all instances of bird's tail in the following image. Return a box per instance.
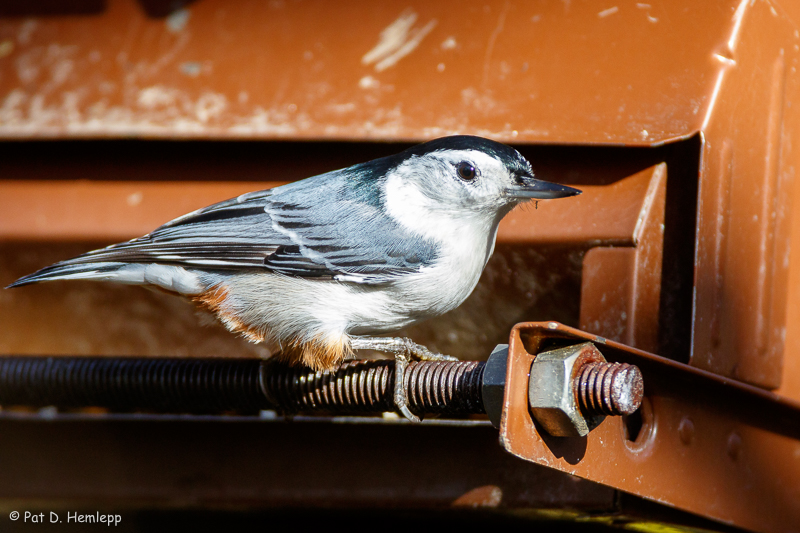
[6,261,133,289]
[7,259,208,295]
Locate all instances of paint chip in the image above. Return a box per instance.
[598,6,619,18]
[180,62,202,77]
[195,92,227,123]
[362,9,437,72]
[359,75,380,89]
[127,192,143,207]
[166,8,190,33]
[138,86,179,109]
[441,36,457,50]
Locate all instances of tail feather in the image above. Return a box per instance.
[7,262,132,289]
[7,260,208,295]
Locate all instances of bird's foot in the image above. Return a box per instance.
[350,336,457,422]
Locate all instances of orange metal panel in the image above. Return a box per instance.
[0,180,288,241]
[579,165,666,353]
[499,322,800,533]
[0,0,781,145]
[0,171,655,243]
[691,0,799,389]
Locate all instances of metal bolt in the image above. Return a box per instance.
[574,361,643,416]
[0,356,487,417]
[529,343,644,437]
[261,358,485,415]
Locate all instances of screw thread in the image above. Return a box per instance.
[575,362,643,416]
[262,359,485,415]
[0,356,486,416]
[0,357,268,413]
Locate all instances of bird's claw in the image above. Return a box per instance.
[350,336,457,422]
[397,404,421,423]
[393,352,422,423]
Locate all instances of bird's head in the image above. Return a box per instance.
[380,136,580,221]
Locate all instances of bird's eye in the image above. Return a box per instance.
[456,162,477,181]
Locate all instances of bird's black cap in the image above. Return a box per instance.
[402,135,532,176]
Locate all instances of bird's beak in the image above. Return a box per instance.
[506,175,582,200]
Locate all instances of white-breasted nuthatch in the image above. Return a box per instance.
[8,135,580,421]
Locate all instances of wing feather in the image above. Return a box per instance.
[26,169,439,285]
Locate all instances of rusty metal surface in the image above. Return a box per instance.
[499,322,800,533]
[690,0,800,390]
[0,415,616,511]
[579,164,666,354]
[0,1,794,145]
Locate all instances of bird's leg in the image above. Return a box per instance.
[349,336,457,422]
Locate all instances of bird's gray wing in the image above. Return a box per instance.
[27,170,438,285]
[53,189,284,270]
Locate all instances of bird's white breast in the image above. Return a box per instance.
[382,172,500,317]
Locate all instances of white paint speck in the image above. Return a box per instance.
[641,129,648,137]
[166,8,190,33]
[359,75,380,89]
[127,192,143,207]
[195,92,227,123]
[714,53,736,66]
[328,102,355,114]
[137,86,179,109]
[598,6,619,18]
[180,62,202,77]
[441,36,457,50]
[437,62,445,72]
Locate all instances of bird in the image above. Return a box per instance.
[7,135,581,421]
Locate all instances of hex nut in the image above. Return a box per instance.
[528,342,606,437]
[481,344,509,429]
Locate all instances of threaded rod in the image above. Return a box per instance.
[0,356,486,416]
[574,362,643,416]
